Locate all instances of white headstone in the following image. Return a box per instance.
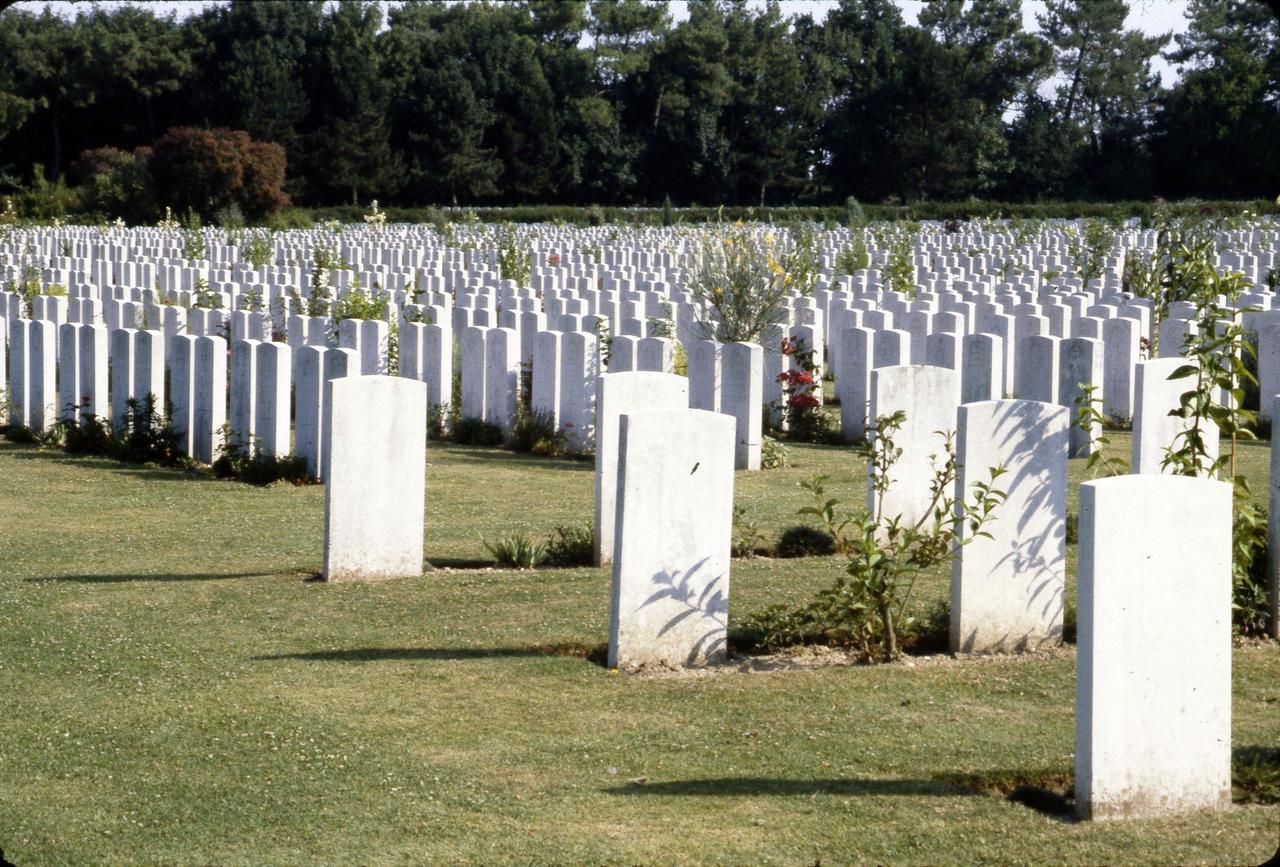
[867,365,959,526]
[721,341,763,470]
[322,375,427,581]
[1076,474,1232,819]
[608,407,735,670]
[952,399,1067,653]
[593,372,689,566]
[1131,357,1218,474]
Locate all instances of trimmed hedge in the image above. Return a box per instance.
[274,199,1278,228]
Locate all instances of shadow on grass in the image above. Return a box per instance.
[26,571,272,584]
[425,557,498,570]
[436,443,593,473]
[605,777,973,798]
[255,641,609,665]
[3,444,214,484]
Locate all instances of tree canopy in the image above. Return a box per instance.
[0,0,1275,208]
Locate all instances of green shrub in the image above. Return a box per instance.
[543,525,593,567]
[731,505,766,559]
[760,435,789,469]
[14,165,80,221]
[506,408,566,455]
[1232,747,1280,804]
[212,430,312,486]
[836,237,870,274]
[452,416,504,447]
[149,126,289,221]
[484,531,545,569]
[775,525,836,558]
[72,145,156,224]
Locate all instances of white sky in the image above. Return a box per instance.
[23,0,1192,84]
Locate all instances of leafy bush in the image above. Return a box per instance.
[212,430,312,486]
[775,525,836,558]
[505,407,566,456]
[72,146,156,223]
[742,414,1007,661]
[1232,747,1280,805]
[13,165,80,221]
[543,525,593,567]
[731,505,767,559]
[331,288,387,323]
[484,531,545,569]
[113,395,183,465]
[149,127,289,221]
[687,222,797,343]
[836,237,870,274]
[452,416,504,447]
[760,435,789,469]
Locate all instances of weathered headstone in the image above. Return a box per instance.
[721,341,762,470]
[866,365,959,526]
[952,399,1067,653]
[322,375,427,581]
[1131,357,1218,474]
[1076,474,1232,820]
[593,372,689,566]
[608,407,735,670]
[1058,336,1103,458]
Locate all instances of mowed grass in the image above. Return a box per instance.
[1,430,1278,865]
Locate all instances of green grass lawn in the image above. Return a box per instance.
[0,431,1277,865]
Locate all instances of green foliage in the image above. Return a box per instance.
[192,278,222,310]
[44,396,185,468]
[1232,747,1280,805]
[452,417,505,447]
[211,429,312,486]
[775,525,836,559]
[845,196,867,228]
[331,288,387,323]
[13,165,80,221]
[759,435,788,470]
[72,146,156,223]
[214,202,245,230]
[1068,219,1116,284]
[688,223,796,344]
[181,210,205,260]
[885,231,916,298]
[836,237,870,275]
[1155,210,1271,636]
[731,505,766,559]
[244,229,274,268]
[483,531,545,569]
[745,414,1007,661]
[496,227,531,286]
[1074,383,1128,478]
[505,408,567,457]
[542,525,593,568]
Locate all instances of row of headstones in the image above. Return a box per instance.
[21,218,1275,276]
[12,220,1275,294]
[1,313,451,478]
[324,365,1232,822]
[595,366,1232,821]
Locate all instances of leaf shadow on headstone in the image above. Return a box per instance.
[953,401,1065,653]
[639,557,728,666]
